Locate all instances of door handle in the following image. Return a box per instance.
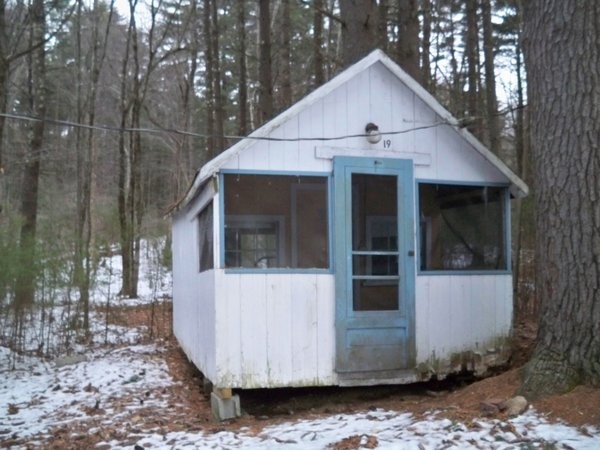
[407,250,415,257]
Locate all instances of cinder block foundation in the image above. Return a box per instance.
[210,391,241,420]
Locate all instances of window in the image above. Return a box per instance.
[419,183,507,271]
[197,202,214,272]
[225,216,283,268]
[223,174,329,269]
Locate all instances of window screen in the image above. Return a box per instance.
[419,184,506,271]
[198,202,214,272]
[223,174,329,269]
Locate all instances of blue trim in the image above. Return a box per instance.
[504,187,512,272]
[220,168,330,177]
[328,173,335,272]
[218,172,226,269]
[333,156,416,372]
[218,169,334,273]
[225,268,331,275]
[415,180,512,276]
[415,178,510,188]
[418,270,511,276]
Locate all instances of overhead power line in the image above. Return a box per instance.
[0,112,450,143]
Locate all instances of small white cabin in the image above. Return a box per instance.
[171,50,528,416]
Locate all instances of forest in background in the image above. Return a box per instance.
[0,0,534,356]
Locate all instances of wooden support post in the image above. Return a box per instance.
[213,387,232,399]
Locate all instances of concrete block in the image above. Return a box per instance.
[211,392,241,420]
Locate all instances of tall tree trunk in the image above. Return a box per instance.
[279,0,292,106]
[178,0,199,195]
[118,0,136,299]
[237,0,248,136]
[447,5,461,113]
[210,0,224,152]
[325,0,338,79]
[465,0,480,136]
[512,14,528,310]
[203,0,215,158]
[420,0,432,91]
[73,0,89,332]
[313,0,325,87]
[481,0,499,154]
[0,0,6,175]
[14,0,46,309]
[74,0,112,331]
[340,0,378,67]
[257,0,273,124]
[377,0,388,52]
[521,0,600,397]
[396,0,419,79]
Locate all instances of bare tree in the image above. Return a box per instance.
[236,0,248,136]
[14,0,47,309]
[202,0,215,157]
[481,0,499,154]
[73,0,114,334]
[210,0,224,151]
[396,0,419,79]
[465,0,480,136]
[118,0,175,298]
[313,0,325,87]
[420,0,432,91]
[257,0,273,124]
[279,0,292,106]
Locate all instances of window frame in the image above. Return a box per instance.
[219,170,334,274]
[415,179,512,276]
[197,201,214,273]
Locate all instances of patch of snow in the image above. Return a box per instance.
[0,343,172,446]
[91,237,172,306]
[96,408,600,450]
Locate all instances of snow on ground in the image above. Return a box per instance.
[2,338,599,449]
[0,343,172,447]
[106,409,600,450]
[92,237,172,306]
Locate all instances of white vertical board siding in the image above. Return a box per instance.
[214,272,336,388]
[172,211,217,382]
[322,85,350,148]
[369,63,394,138]
[290,276,318,383]
[219,61,509,187]
[435,125,507,183]
[266,275,293,384]
[415,275,513,364]
[316,275,336,380]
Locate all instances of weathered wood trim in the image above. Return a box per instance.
[315,146,431,166]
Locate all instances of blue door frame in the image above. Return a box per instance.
[334,157,416,375]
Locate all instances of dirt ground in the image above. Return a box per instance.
[36,302,600,448]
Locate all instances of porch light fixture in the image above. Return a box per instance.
[365,122,382,144]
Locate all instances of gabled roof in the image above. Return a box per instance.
[181,49,528,208]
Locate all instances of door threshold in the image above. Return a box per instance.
[337,369,420,387]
